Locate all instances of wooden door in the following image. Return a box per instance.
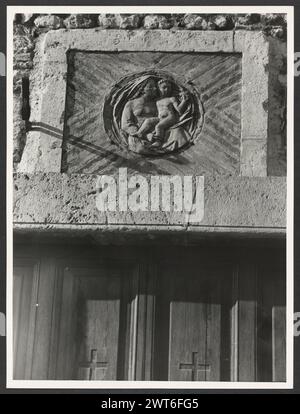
[13,244,286,382]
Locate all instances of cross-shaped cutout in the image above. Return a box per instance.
[179,352,210,381]
[79,349,108,380]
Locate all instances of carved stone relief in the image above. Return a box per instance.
[62,50,242,175]
[104,71,204,156]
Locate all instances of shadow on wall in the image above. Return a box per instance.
[28,121,179,175]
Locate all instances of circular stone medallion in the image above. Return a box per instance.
[103,70,204,156]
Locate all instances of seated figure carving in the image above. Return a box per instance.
[105,72,202,156]
[121,78,159,148]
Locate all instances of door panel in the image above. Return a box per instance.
[55,264,134,380]
[155,262,232,381]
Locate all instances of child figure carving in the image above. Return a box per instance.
[152,79,189,147]
[117,73,197,155]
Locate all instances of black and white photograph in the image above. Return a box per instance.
[6,5,294,389]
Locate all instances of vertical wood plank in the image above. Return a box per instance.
[272,306,286,382]
[117,264,132,381]
[24,262,40,379]
[238,262,257,381]
[13,261,39,379]
[134,263,156,381]
[272,268,286,382]
[230,268,239,382]
[31,257,57,379]
[13,269,23,376]
[123,293,132,380]
[47,267,64,379]
[256,264,273,382]
[127,269,139,381]
[272,306,286,381]
[153,264,170,381]
[55,266,76,379]
[206,275,221,381]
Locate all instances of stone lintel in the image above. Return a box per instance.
[13,173,286,230]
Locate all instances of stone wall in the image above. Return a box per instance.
[14,13,287,33]
[13,13,287,175]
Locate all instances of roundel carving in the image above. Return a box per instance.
[103,70,204,156]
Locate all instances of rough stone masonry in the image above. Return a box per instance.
[12,13,287,238]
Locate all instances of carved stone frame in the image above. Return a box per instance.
[19,29,269,177]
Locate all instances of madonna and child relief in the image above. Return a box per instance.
[104,72,204,156]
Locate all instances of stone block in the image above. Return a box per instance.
[261,13,286,27]
[13,96,26,164]
[98,14,120,29]
[235,31,269,176]
[118,14,142,29]
[64,14,96,29]
[14,35,34,54]
[236,14,261,26]
[34,14,64,30]
[143,15,173,30]
[182,14,208,30]
[42,29,234,53]
[13,173,286,230]
[211,15,234,30]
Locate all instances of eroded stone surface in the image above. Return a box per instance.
[64,14,97,29]
[13,91,26,164]
[234,31,269,176]
[13,173,286,229]
[261,13,286,26]
[240,140,267,177]
[267,37,287,176]
[34,14,64,30]
[12,13,286,34]
[143,15,173,30]
[98,14,120,29]
[236,14,261,26]
[211,15,234,30]
[42,29,235,53]
[182,14,209,30]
